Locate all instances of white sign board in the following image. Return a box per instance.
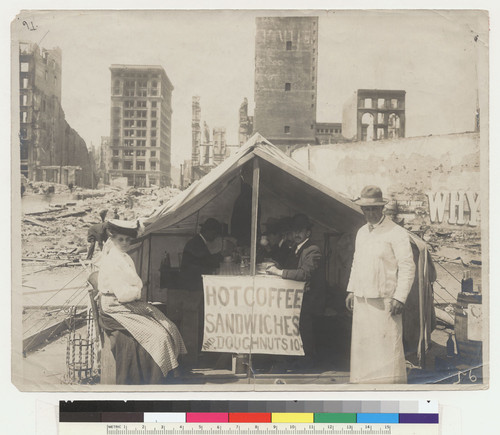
[201,275,305,355]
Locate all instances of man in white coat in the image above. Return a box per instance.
[346,185,415,384]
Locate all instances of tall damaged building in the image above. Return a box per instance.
[18,42,96,188]
[253,16,318,152]
[109,65,173,187]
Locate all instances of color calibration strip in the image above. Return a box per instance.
[59,400,438,424]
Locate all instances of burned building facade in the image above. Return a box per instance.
[19,42,95,187]
[238,97,254,146]
[253,16,318,151]
[342,89,406,142]
[109,65,173,187]
[190,96,241,183]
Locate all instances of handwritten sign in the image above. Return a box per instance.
[201,275,305,355]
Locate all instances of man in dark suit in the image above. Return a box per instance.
[177,218,223,366]
[180,218,223,293]
[267,213,325,368]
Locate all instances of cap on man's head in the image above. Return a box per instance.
[355,185,388,207]
[200,217,221,234]
[291,213,312,231]
[107,219,139,238]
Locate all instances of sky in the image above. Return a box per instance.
[12,9,488,166]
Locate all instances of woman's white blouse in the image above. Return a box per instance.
[97,241,143,303]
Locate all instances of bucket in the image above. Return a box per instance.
[454,292,482,364]
[232,354,248,374]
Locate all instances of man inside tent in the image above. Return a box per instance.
[266,213,324,368]
[178,218,224,362]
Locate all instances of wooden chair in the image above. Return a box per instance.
[87,271,116,384]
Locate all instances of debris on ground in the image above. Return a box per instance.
[21,183,180,266]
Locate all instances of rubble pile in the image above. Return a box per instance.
[21,184,180,265]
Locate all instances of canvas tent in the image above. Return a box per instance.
[128,133,435,367]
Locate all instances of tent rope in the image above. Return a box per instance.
[433,259,462,284]
[22,267,87,324]
[434,279,460,302]
[23,281,88,337]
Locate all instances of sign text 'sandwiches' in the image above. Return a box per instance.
[201,275,305,355]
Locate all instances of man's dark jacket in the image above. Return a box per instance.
[180,234,222,292]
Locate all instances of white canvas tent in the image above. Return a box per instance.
[128,133,434,367]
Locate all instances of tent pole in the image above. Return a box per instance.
[146,233,152,302]
[247,157,260,382]
[250,158,260,275]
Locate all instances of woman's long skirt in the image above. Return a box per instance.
[100,295,186,384]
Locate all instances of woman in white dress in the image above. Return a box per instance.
[96,219,186,384]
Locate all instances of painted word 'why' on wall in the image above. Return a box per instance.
[426,191,480,227]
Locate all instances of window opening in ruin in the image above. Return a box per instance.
[286,41,292,50]
[378,98,385,109]
[20,62,29,72]
[364,98,372,109]
[388,113,401,138]
[361,112,374,142]
[391,99,398,109]
[377,128,385,140]
[285,83,291,91]
[284,126,290,134]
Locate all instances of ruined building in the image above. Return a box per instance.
[191,95,201,167]
[190,96,241,183]
[315,122,343,145]
[109,65,173,187]
[238,97,253,146]
[212,127,227,165]
[253,16,319,151]
[342,89,406,142]
[19,42,96,187]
